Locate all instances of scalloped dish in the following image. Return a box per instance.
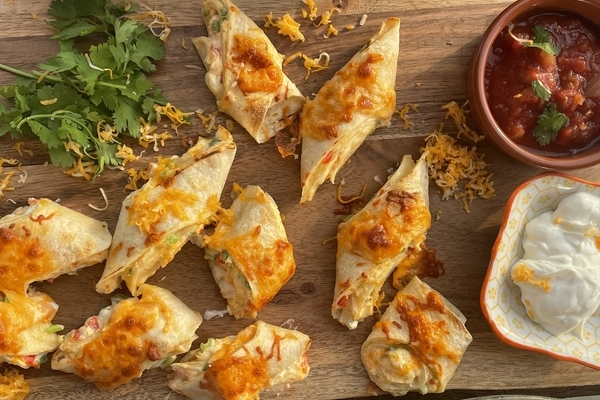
[481,172,600,370]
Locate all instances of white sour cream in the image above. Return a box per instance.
[510,191,600,337]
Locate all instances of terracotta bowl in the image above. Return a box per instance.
[481,172,600,369]
[467,0,600,169]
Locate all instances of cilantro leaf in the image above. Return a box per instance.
[49,146,76,167]
[114,97,141,137]
[533,103,568,146]
[532,80,551,101]
[26,120,63,149]
[50,19,103,40]
[114,18,139,45]
[96,141,121,174]
[530,25,561,55]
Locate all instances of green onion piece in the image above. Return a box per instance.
[45,324,64,334]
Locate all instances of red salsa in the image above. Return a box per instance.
[486,13,600,155]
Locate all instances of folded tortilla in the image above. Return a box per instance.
[361,276,472,395]
[0,198,112,368]
[200,184,296,319]
[332,153,430,329]
[169,320,310,399]
[52,284,202,390]
[193,0,305,143]
[299,18,400,203]
[96,126,236,295]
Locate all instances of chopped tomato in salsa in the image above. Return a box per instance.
[486,13,600,155]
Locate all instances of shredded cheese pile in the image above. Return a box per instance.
[395,103,418,130]
[421,123,494,213]
[283,52,330,80]
[315,8,340,27]
[13,142,33,157]
[64,158,98,181]
[0,369,29,400]
[115,144,139,165]
[264,13,305,42]
[195,109,221,134]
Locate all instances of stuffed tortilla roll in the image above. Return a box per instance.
[51,284,202,390]
[332,153,430,329]
[299,18,400,203]
[169,320,310,400]
[361,276,472,395]
[0,198,112,368]
[193,0,305,143]
[198,184,295,319]
[97,127,236,295]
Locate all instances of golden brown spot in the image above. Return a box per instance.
[232,34,283,95]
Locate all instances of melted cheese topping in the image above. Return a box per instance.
[0,291,56,356]
[231,34,283,95]
[338,191,430,263]
[73,287,173,390]
[0,227,54,294]
[395,292,455,379]
[200,324,299,399]
[127,156,201,238]
[301,52,394,141]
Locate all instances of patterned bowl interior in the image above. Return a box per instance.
[481,173,600,369]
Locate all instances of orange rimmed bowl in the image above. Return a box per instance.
[481,172,600,369]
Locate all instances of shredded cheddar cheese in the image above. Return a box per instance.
[115,144,138,165]
[345,25,355,30]
[443,101,484,143]
[13,142,33,157]
[180,37,187,49]
[88,188,109,211]
[421,123,494,213]
[130,8,171,42]
[97,122,118,143]
[395,103,418,130]
[153,103,191,133]
[283,52,330,80]
[302,0,318,21]
[195,109,220,134]
[16,164,27,184]
[336,183,367,205]
[40,98,57,106]
[314,8,340,27]
[63,140,85,157]
[64,158,98,181]
[264,13,305,42]
[0,369,29,400]
[125,166,150,191]
[325,24,339,38]
[359,14,368,26]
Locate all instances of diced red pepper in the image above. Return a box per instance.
[323,151,333,164]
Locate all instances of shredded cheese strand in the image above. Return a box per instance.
[336,183,367,204]
[88,188,109,211]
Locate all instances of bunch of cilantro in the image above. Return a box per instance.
[0,0,176,177]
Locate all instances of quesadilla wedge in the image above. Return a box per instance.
[169,320,310,400]
[361,276,472,395]
[299,18,400,203]
[193,0,305,143]
[51,284,202,390]
[0,198,112,368]
[199,184,295,319]
[332,153,430,330]
[96,127,236,295]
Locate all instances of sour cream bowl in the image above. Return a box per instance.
[467,0,600,169]
[481,172,600,369]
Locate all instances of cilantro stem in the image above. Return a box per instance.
[0,63,62,84]
[16,110,93,137]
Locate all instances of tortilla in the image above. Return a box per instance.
[299,18,400,203]
[199,183,295,319]
[361,276,472,395]
[193,0,305,143]
[96,126,236,295]
[169,320,310,399]
[332,153,430,329]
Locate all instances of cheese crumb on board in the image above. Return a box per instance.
[395,103,418,130]
[264,12,306,42]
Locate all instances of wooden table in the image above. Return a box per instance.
[1,0,599,399]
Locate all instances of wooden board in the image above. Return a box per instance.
[1,0,600,399]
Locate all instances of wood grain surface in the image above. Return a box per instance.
[1,0,600,399]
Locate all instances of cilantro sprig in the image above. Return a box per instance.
[0,0,177,178]
[532,80,551,101]
[508,24,561,56]
[533,103,568,146]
